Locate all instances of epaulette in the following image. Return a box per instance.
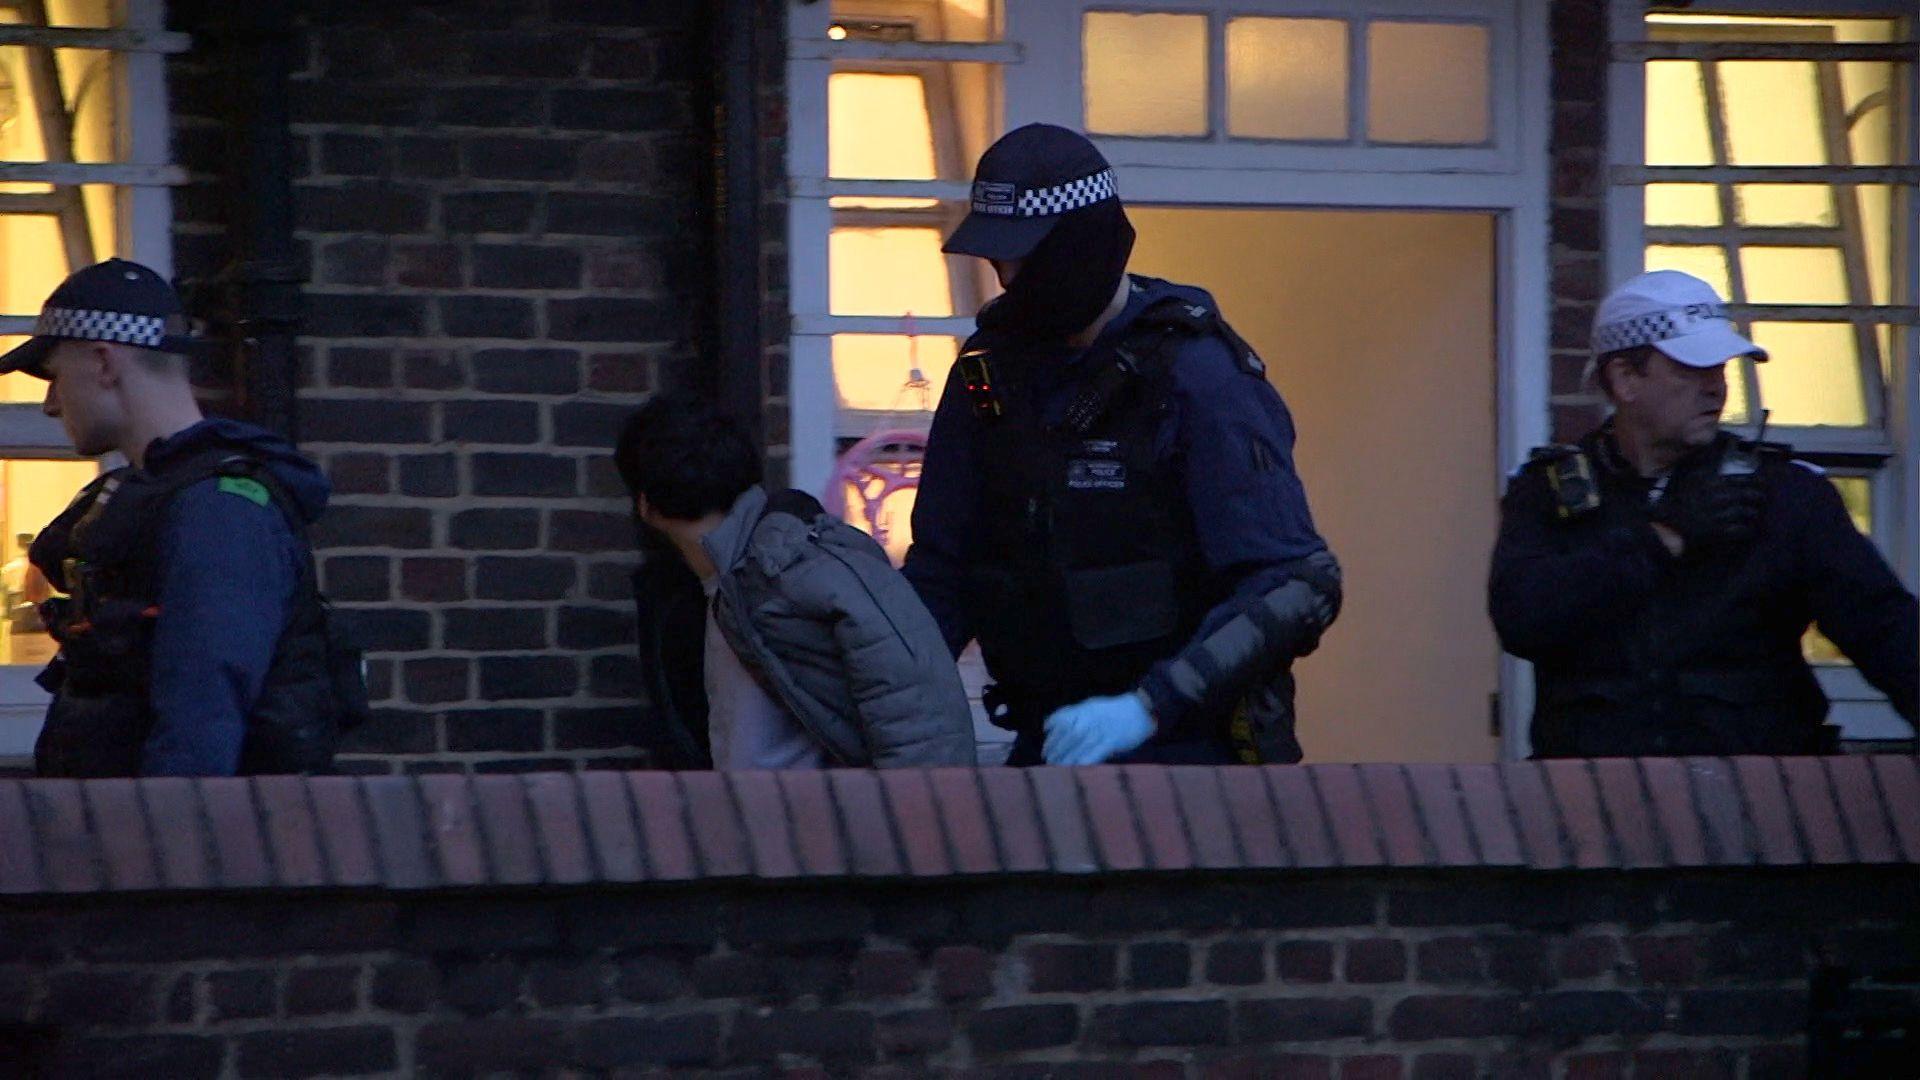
[1133,295,1266,376]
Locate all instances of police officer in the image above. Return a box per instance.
[7,259,363,776]
[1490,270,1917,756]
[903,124,1340,766]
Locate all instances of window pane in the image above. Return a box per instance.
[1083,12,1208,137]
[829,73,937,183]
[1645,184,1721,227]
[2,457,97,667]
[1644,244,1731,300]
[1739,246,1847,305]
[829,226,954,317]
[826,62,1002,196]
[0,40,120,167]
[1366,21,1489,145]
[1804,475,1872,665]
[829,0,1000,43]
[1750,322,1867,427]
[1226,17,1348,141]
[1717,61,1900,168]
[1644,61,1712,166]
[831,334,958,414]
[1734,184,1834,227]
[1720,62,1825,166]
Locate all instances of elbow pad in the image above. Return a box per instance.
[1160,549,1342,717]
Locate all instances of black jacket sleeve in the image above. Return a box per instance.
[901,362,978,658]
[1793,471,1919,722]
[1487,465,1674,659]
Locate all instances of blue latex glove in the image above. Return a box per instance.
[1042,692,1157,766]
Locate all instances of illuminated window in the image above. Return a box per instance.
[1226,18,1349,141]
[1084,12,1209,137]
[818,1,1003,560]
[1084,13,1493,148]
[1641,14,1907,439]
[1366,21,1491,145]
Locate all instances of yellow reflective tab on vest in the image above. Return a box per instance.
[217,476,271,506]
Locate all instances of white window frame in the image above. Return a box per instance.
[789,0,1552,758]
[0,0,182,759]
[1606,0,1918,739]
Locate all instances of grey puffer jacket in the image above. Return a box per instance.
[703,486,975,767]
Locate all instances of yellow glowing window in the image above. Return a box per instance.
[1734,184,1835,228]
[1739,247,1848,306]
[828,0,1000,44]
[1641,13,1907,436]
[832,334,959,415]
[1644,184,1721,228]
[1644,245,1732,300]
[1366,21,1491,145]
[1644,62,1713,166]
[1749,322,1867,428]
[829,72,938,182]
[829,227,954,318]
[1225,18,1349,141]
[1083,12,1208,137]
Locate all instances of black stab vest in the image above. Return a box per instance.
[959,298,1226,728]
[28,447,360,776]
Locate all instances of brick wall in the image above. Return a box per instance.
[166,0,717,774]
[12,870,1916,1077]
[5,759,1920,1075]
[1548,0,1611,442]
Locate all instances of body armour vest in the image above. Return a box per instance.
[1527,430,1830,757]
[28,447,365,777]
[959,297,1230,730]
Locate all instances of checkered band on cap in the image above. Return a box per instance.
[971,169,1118,218]
[34,306,169,348]
[1591,300,1729,353]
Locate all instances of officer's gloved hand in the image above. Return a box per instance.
[1042,692,1157,766]
[1650,471,1765,553]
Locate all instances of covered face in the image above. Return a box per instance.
[944,123,1135,342]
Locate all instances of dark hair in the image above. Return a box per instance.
[1593,345,1658,400]
[613,392,761,520]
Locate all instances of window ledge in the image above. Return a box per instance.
[1,758,1914,895]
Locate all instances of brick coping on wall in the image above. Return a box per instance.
[1,758,1917,895]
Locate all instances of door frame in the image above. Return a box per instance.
[786,0,1555,757]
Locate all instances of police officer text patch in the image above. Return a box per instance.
[1067,459,1127,491]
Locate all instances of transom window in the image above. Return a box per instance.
[1081,9,1492,146]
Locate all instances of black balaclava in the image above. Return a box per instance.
[976,199,1135,343]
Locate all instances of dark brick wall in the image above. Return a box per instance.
[166,0,717,774]
[1548,0,1610,442]
[4,870,1918,1077]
